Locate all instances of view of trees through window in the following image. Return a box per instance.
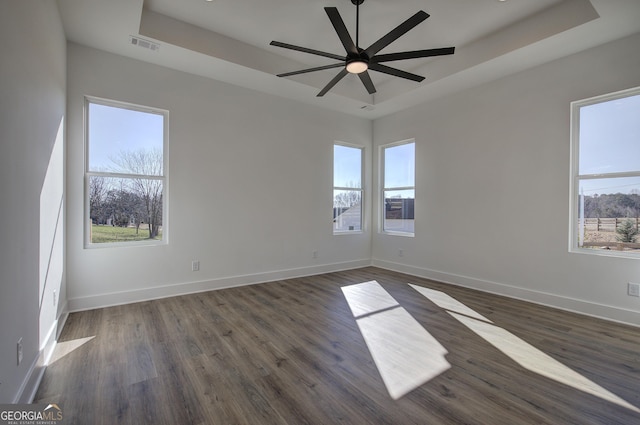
[574,88,640,254]
[86,99,167,244]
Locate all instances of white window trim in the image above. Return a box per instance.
[569,86,640,258]
[333,141,364,235]
[380,139,415,237]
[84,96,169,248]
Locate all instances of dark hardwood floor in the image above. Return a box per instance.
[34,267,640,424]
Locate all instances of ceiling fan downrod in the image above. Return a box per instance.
[346,0,369,73]
[352,0,363,48]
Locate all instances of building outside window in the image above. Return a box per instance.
[381,140,415,236]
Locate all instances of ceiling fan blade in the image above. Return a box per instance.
[369,63,424,82]
[277,63,345,78]
[325,7,358,55]
[372,47,455,63]
[270,41,345,61]
[317,68,349,97]
[358,71,376,95]
[364,11,429,58]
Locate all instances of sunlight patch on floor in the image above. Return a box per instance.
[341,280,399,317]
[342,281,450,399]
[409,284,492,322]
[410,285,640,414]
[49,336,95,364]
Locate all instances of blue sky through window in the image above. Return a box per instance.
[334,144,362,188]
[579,93,640,195]
[88,102,164,172]
[384,142,415,198]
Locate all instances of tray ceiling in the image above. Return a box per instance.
[57,0,640,118]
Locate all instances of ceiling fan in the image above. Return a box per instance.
[270,0,455,97]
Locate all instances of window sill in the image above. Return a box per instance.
[570,246,640,260]
[334,230,364,236]
[380,231,415,238]
[85,239,167,249]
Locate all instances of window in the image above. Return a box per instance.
[85,97,168,246]
[333,143,363,233]
[570,87,640,256]
[381,140,415,236]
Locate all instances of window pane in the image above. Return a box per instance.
[334,145,362,188]
[89,176,163,243]
[578,176,640,250]
[333,189,362,232]
[383,190,414,233]
[384,143,415,188]
[88,102,164,175]
[579,93,640,175]
[333,144,363,234]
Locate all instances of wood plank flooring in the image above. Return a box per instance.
[34,267,640,424]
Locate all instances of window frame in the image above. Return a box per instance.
[84,96,169,248]
[569,86,640,258]
[333,142,364,235]
[380,139,415,237]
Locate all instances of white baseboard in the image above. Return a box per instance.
[56,303,69,341]
[14,310,67,404]
[12,353,40,404]
[67,260,371,312]
[372,259,640,328]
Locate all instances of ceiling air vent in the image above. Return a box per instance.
[129,36,160,52]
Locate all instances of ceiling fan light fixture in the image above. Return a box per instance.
[346,59,368,74]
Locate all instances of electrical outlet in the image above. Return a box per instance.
[312,251,318,259]
[17,338,23,366]
[398,249,404,257]
[191,260,200,272]
[628,282,640,297]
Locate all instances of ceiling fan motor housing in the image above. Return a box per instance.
[347,51,369,64]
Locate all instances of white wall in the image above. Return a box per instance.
[66,44,372,311]
[0,1,66,403]
[373,33,640,325]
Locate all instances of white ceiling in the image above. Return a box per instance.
[57,0,640,119]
